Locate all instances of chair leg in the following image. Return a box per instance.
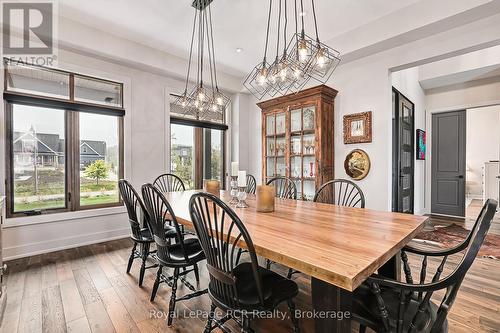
[139,242,150,286]
[236,248,243,265]
[359,324,367,333]
[204,303,216,333]
[167,268,180,326]
[193,263,200,283]
[287,268,294,279]
[266,259,272,270]
[241,316,251,333]
[287,299,300,333]
[150,265,163,302]
[126,242,137,274]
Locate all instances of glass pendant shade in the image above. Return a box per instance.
[214,89,231,109]
[243,60,273,100]
[307,40,341,83]
[171,1,230,123]
[243,0,341,100]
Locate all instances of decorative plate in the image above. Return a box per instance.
[344,149,371,180]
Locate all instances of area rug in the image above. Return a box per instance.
[413,223,500,260]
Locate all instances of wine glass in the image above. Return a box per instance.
[304,140,311,154]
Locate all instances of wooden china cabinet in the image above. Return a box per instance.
[258,85,337,200]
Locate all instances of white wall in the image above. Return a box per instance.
[391,67,427,214]
[426,77,500,112]
[466,105,500,197]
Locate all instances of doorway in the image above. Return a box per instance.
[431,110,466,217]
[392,88,415,213]
[465,105,500,219]
[430,106,500,218]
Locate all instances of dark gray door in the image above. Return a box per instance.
[392,89,414,213]
[431,110,466,216]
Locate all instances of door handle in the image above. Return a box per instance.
[457,175,464,179]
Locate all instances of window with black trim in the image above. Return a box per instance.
[169,95,227,189]
[4,60,124,217]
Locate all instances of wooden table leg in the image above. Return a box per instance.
[378,252,401,280]
[311,277,352,333]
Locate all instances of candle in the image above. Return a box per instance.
[231,162,239,177]
[238,171,246,187]
[204,179,220,197]
[256,185,275,213]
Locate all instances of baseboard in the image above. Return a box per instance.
[3,227,130,261]
[426,213,466,222]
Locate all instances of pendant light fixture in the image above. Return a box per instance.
[244,0,340,100]
[172,0,230,122]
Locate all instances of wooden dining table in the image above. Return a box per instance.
[162,189,428,333]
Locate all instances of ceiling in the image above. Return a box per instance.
[420,65,500,90]
[417,45,500,90]
[59,0,421,77]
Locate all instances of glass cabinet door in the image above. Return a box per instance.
[290,134,301,155]
[266,115,275,136]
[276,157,286,176]
[290,156,302,178]
[265,105,320,198]
[303,180,316,201]
[290,108,301,132]
[303,133,316,155]
[303,156,315,178]
[303,106,316,131]
[276,113,286,134]
[266,157,275,177]
[266,138,275,156]
[276,137,286,157]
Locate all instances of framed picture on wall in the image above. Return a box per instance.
[343,111,372,144]
[416,129,426,160]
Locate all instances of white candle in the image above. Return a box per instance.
[238,170,246,187]
[231,162,239,177]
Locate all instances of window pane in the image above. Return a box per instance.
[170,124,195,189]
[12,105,66,212]
[203,129,223,182]
[74,75,122,108]
[6,62,70,99]
[80,113,120,206]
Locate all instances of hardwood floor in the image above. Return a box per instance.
[467,199,500,234]
[2,230,500,332]
[425,199,500,236]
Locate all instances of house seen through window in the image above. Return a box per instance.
[5,60,124,216]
